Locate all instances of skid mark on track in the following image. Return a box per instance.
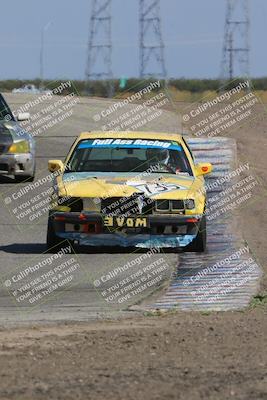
[149,138,262,311]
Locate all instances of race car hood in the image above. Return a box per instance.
[58,172,201,200]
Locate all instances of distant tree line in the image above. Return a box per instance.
[1,78,267,97]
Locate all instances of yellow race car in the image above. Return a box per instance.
[47,132,212,252]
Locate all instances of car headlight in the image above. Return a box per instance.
[8,140,30,154]
[184,199,195,210]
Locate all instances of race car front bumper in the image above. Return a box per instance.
[50,212,202,248]
[0,152,35,177]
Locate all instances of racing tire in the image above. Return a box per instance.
[186,215,207,253]
[14,162,36,183]
[46,217,65,253]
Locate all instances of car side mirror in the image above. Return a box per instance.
[195,162,213,177]
[48,160,64,173]
[17,112,30,121]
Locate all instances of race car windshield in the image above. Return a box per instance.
[66,139,193,176]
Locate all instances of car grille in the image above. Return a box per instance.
[172,200,184,211]
[101,195,154,217]
[156,200,170,211]
[155,199,185,213]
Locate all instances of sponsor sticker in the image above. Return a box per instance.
[127,182,187,197]
[78,138,182,151]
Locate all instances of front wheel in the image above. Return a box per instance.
[186,216,207,253]
[46,216,74,253]
[46,217,63,252]
[14,162,36,183]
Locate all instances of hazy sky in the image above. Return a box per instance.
[1,0,266,80]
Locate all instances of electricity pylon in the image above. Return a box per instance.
[220,0,250,82]
[85,0,113,96]
[139,0,167,79]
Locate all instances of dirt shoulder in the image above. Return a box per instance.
[0,309,266,400]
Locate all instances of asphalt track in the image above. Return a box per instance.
[0,93,180,326]
[0,93,262,326]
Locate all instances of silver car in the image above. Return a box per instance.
[0,93,35,182]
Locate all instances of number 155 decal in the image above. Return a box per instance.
[128,182,187,197]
